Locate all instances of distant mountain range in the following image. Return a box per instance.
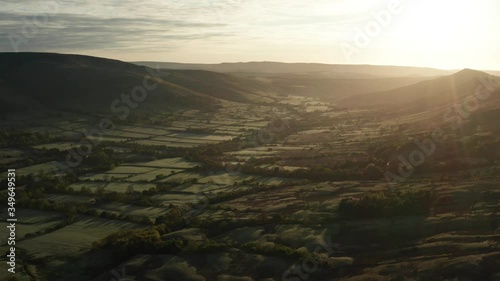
[1,53,498,120]
[134,61,462,101]
[134,61,454,78]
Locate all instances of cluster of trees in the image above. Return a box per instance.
[95,226,312,266]
[238,241,333,268]
[24,174,77,193]
[12,176,157,225]
[180,118,299,166]
[126,143,187,159]
[94,223,331,269]
[92,187,158,207]
[371,132,500,178]
[92,226,185,260]
[338,189,434,219]
[82,146,120,171]
[17,195,155,225]
[9,144,122,179]
[236,162,385,181]
[24,215,77,239]
[240,242,305,260]
[0,130,54,147]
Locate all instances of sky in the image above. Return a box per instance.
[0,0,499,70]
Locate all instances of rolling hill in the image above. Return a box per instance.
[134,61,454,78]
[0,53,284,117]
[135,61,452,101]
[2,53,495,121]
[338,69,500,111]
[245,73,437,101]
[0,53,451,118]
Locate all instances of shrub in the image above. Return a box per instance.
[338,189,434,219]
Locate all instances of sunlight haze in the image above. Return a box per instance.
[0,0,499,69]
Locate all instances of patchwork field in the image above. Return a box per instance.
[1,94,499,281]
[17,217,143,258]
[16,161,61,176]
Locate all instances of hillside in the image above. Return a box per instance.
[135,61,450,101]
[0,55,499,281]
[338,69,500,110]
[485,70,500,76]
[0,53,282,117]
[134,61,453,78]
[244,73,436,101]
[0,53,449,117]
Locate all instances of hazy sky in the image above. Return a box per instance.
[1,0,499,69]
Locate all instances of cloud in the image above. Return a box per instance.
[1,0,498,68]
[0,0,364,54]
[0,7,230,53]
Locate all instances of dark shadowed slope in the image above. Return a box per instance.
[161,69,281,103]
[0,53,213,114]
[0,53,283,116]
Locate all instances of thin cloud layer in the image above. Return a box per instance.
[0,0,499,69]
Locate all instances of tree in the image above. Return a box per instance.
[126,185,135,194]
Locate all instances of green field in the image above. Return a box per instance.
[17,217,143,258]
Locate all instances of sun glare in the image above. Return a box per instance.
[396,0,492,49]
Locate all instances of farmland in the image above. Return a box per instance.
[1,53,500,281]
[1,92,499,281]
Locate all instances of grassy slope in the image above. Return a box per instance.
[0,53,286,115]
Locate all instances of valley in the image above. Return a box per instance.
[0,53,499,281]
